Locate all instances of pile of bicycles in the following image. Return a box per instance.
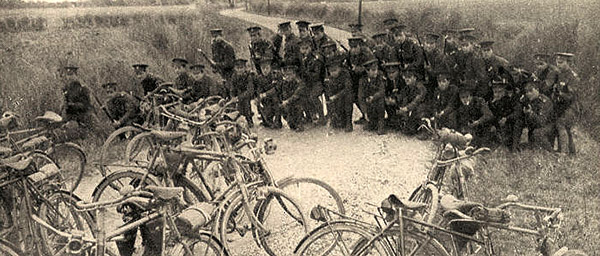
[293,118,587,256]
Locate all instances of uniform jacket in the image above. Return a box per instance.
[175,72,193,91]
[186,76,215,102]
[372,43,393,65]
[211,39,236,73]
[358,73,386,109]
[431,84,459,115]
[534,65,559,96]
[255,71,283,99]
[524,94,554,127]
[63,80,92,115]
[346,46,375,75]
[455,52,485,85]
[552,68,579,114]
[482,55,510,83]
[228,71,255,101]
[277,76,306,103]
[456,96,494,128]
[104,92,140,123]
[324,69,352,101]
[391,40,424,71]
[489,95,521,124]
[140,73,164,95]
[299,52,326,87]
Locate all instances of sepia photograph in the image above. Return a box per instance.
[0,0,598,254]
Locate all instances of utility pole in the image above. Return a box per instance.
[357,0,363,26]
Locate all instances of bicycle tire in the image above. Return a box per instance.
[37,190,97,256]
[276,176,345,226]
[91,169,161,202]
[408,183,440,225]
[124,132,156,169]
[0,238,22,256]
[167,230,229,256]
[218,186,308,256]
[99,126,143,176]
[47,142,86,193]
[294,220,390,256]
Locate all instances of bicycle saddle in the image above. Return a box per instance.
[146,185,184,200]
[150,130,187,141]
[383,194,428,210]
[21,136,49,150]
[0,155,33,171]
[34,111,63,123]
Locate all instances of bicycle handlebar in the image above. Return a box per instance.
[436,147,490,165]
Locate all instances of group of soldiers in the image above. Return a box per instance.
[59,17,579,154]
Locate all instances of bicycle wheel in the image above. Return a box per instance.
[99,126,142,176]
[125,132,156,169]
[0,238,22,256]
[408,183,440,225]
[47,142,86,193]
[246,187,309,256]
[166,231,229,256]
[276,177,345,226]
[294,220,389,256]
[37,190,96,256]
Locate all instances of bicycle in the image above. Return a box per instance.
[0,238,23,256]
[0,150,95,256]
[0,111,86,193]
[32,185,227,256]
[295,194,586,256]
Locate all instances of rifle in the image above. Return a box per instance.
[196,48,217,69]
[89,89,113,122]
[335,40,349,52]
[415,33,430,67]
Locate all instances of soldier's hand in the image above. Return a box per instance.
[384,97,395,105]
[281,100,289,107]
[499,117,507,126]
[435,111,444,118]
[329,95,337,102]
[469,120,480,128]
[366,96,374,103]
[259,93,267,99]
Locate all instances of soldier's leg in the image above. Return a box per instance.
[374,102,386,135]
[557,108,576,154]
[532,125,553,151]
[312,85,325,124]
[351,74,366,122]
[259,98,274,128]
[140,218,164,256]
[239,100,254,128]
[272,100,283,129]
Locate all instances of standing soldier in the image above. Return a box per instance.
[172,57,192,92]
[298,38,326,125]
[102,82,142,129]
[382,17,399,46]
[532,53,559,96]
[255,58,283,129]
[296,20,315,50]
[324,56,353,132]
[488,80,523,151]
[479,41,510,101]
[228,59,255,127]
[371,32,393,66]
[133,63,164,96]
[311,23,331,53]
[383,62,405,130]
[429,69,459,129]
[210,28,236,80]
[278,21,302,67]
[422,33,450,80]
[248,26,277,72]
[358,59,387,135]
[347,37,375,124]
[521,82,555,151]
[389,24,424,74]
[184,64,216,103]
[455,35,485,92]
[552,52,578,154]
[455,86,494,146]
[321,40,344,61]
[350,23,375,49]
[279,64,308,131]
[60,65,104,136]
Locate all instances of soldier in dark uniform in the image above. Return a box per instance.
[296,20,315,50]
[552,52,578,154]
[255,58,283,129]
[371,32,393,67]
[185,64,217,103]
[441,29,460,57]
[347,37,375,124]
[228,59,255,127]
[532,53,560,96]
[102,82,142,129]
[321,40,344,61]
[430,70,459,129]
[210,29,236,80]
[172,57,192,92]
[488,80,523,151]
[60,65,104,136]
[479,41,510,101]
[133,64,164,96]
[350,23,375,49]
[382,17,399,46]
[324,56,353,132]
[298,38,326,125]
[522,82,555,151]
[248,26,277,72]
[279,64,307,131]
[455,86,494,146]
[393,67,428,135]
[455,35,485,91]
[389,24,424,73]
[422,33,451,81]
[311,23,331,53]
[383,62,405,130]
[358,59,387,135]
[278,21,302,67]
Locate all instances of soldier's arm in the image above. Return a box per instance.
[533,100,553,126]
[506,100,523,122]
[476,99,494,124]
[405,82,427,111]
[441,87,459,115]
[239,74,256,99]
[408,43,424,70]
[288,79,308,103]
[357,78,368,112]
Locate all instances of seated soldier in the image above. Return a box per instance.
[279,64,307,132]
[172,58,192,92]
[133,63,164,96]
[102,82,142,129]
[324,55,353,132]
[383,62,404,130]
[430,69,459,129]
[521,82,555,151]
[358,59,387,135]
[255,58,283,129]
[488,79,523,151]
[392,67,427,136]
[455,86,494,147]
[184,64,215,103]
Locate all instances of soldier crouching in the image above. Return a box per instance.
[324,56,353,132]
[279,64,307,131]
[255,58,283,129]
[358,59,386,135]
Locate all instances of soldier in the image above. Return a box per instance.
[455,35,485,91]
[455,86,494,147]
[311,23,331,52]
[394,67,428,135]
[488,80,523,151]
[422,33,451,80]
[296,20,315,49]
[441,29,460,57]
[298,38,326,125]
[248,26,277,72]
[383,62,405,130]
[479,41,510,101]
[532,53,560,96]
[279,64,307,131]
[429,69,459,129]
[210,28,236,80]
[382,17,399,45]
[321,40,344,61]
[389,24,424,73]
[133,63,164,96]
[324,56,353,132]
[172,57,192,92]
[60,65,105,136]
[350,23,375,49]
[521,82,555,151]
[371,32,393,66]
[228,59,255,127]
[278,21,302,67]
[255,58,283,129]
[347,37,375,124]
[552,52,578,154]
[102,82,142,129]
[358,59,386,135]
[185,64,218,103]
